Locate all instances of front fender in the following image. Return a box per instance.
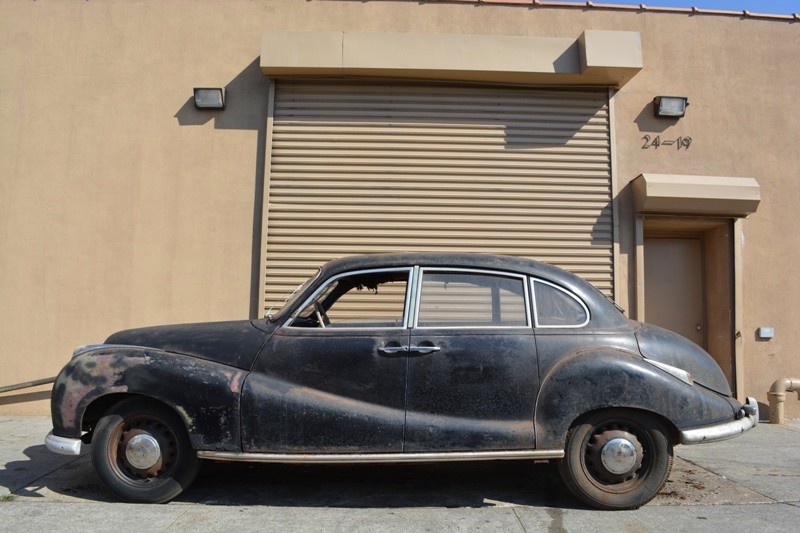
[534,349,737,450]
[50,346,246,451]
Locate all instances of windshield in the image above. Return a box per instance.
[266,269,321,321]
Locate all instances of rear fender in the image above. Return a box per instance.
[534,349,736,450]
[51,346,246,451]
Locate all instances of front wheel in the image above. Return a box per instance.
[557,409,673,510]
[91,398,200,503]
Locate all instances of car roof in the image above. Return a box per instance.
[321,253,567,279]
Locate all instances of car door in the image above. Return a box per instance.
[240,268,412,453]
[404,268,539,452]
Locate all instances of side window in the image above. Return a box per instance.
[416,270,528,328]
[532,279,589,328]
[290,269,410,329]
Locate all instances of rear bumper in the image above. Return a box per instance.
[679,396,759,445]
[45,431,82,455]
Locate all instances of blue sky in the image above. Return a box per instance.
[597,1,799,15]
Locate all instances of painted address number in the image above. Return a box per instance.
[641,135,692,150]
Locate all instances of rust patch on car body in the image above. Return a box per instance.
[50,345,246,452]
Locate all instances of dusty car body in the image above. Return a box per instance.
[46,253,758,509]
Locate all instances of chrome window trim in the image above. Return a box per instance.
[285,267,414,330]
[413,267,531,329]
[530,278,591,329]
[406,266,422,329]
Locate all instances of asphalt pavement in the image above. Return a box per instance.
[1,416,798,532]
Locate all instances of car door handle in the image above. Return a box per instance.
[379,344,440,355]
[378,344,409,354]
[408,345,441,355]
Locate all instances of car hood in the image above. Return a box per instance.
[105,320,274,370]
[635,323,732,396]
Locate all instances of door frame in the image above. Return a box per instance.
[634,215,744,400]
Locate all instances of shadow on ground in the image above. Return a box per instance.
[10,444,766,508]
[0,444,111,501]
[184,460,578,509]
[12,448,587,509]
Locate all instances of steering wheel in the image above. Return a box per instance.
[313,301,330,328]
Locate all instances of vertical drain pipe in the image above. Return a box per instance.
[768,378,800,424]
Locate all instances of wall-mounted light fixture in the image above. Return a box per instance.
[653,96,688,118]
[193,88,226,110]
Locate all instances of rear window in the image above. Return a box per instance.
[532,279,589,328]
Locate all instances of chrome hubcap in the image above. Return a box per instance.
[125,433,161,470]
[600,437,638,475]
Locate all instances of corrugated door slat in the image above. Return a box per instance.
[264,82,613,313]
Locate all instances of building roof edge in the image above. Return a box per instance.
[410,0,800,22]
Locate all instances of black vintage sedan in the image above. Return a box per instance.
[46,253,758,509]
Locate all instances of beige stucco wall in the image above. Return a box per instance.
[1,0,798,418]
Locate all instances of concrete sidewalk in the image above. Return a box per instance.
[1,416,798,532]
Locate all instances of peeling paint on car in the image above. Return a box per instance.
[51,346,246,452]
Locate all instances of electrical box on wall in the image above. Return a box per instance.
[757,326,775,340]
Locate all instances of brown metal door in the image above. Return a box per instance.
[644,238,705,347]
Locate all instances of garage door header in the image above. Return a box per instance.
[260,30,642,87]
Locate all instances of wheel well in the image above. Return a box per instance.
[569,406,681,445]
[82,394,189,439]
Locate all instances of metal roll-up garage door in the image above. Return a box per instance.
[263,81,612,314]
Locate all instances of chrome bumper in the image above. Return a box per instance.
[45,431,82,455]
[679,396,759,445]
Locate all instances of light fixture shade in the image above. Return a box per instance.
[653,96,688,118]
[193,88,226,109]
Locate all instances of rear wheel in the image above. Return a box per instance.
[558,409,673,510]
[91,398,200,503]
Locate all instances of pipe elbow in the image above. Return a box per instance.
[768,377,800,424]
[769,377,800,397]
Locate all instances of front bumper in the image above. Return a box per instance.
[45,431,82,455]
[679,396,759,445]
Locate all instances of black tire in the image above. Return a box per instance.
[557,409,673,510]
[91,398,200,503]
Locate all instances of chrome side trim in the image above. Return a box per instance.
[45,431,82,456]
[679,396,759,445]
[72,344,161,358]
[197,449,564,464]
